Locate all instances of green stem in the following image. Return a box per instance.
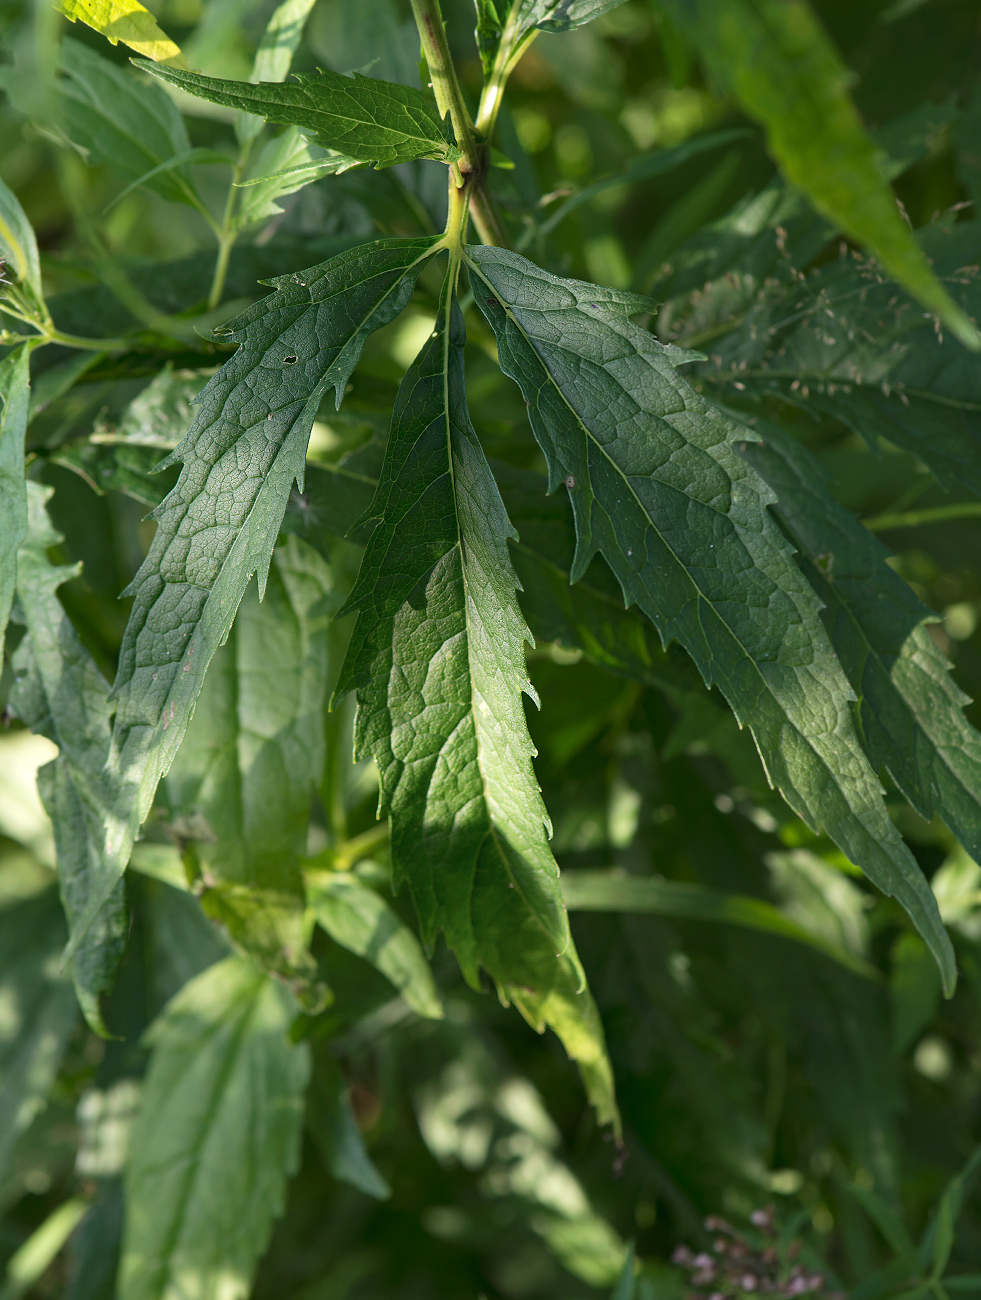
[863,502,981,531]
[411,0,479,175]
[475,10,533,141]
[208,142,251,310]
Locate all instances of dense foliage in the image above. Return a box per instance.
[2,0,981,1295]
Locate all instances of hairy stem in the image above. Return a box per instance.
[410,0,479,176]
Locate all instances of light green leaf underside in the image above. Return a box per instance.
[58,40,198,208]
[119,957,309,1300]
[561,870,879,979]
[8,484,128,1028]
[0,889,79,1185]
[659,0,979,349]
[513,0,630,36]
[335,287,618,1129]
[466,243,954,994]
[234,130,358,229]
[135,61,459,168]
[97,237,437,949]
[308,873,444,1020]
[744,424,981,865]
[0,344,29,667]
[164,537,336,991]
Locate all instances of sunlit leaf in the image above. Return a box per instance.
[57,0,186,66]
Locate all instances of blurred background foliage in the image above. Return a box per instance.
[3,0,981,1296]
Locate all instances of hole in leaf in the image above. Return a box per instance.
[284,355,298,365]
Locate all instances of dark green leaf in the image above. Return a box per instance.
[8,484,128,1031]
[467,243,955,993]
[119,957,309,1300]
[134,62,460,168]
[918,1144,981,1279]
[306,1046,390,1199]
[0,344,29,666]
[164,537,336,996]
[0,889,79,1186]
[561,870,880,978]
[658,0,979,349]
[335,286,618,1128]
[307,872,444,1019]
[744,424,981,863]
[102,238,438,944]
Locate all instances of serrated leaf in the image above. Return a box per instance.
[334,284,618,1129]
[467,243,955,994]
[237,0,318,144]
[57,0,186,66]
[8,484,128,1032]
[96,237,437,952]
[307,873,444,1019]
[0,177,42,300]
[135,62,460,168]
[57,40,199,208]
[744,423,981,864]
[118,957,309,1300]
[0,889,79,1186]
[513,0,630,35]
[0,345,29,667]
[659,0,979,350]
[164,536,336,995]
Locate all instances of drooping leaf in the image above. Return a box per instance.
[0,176,42,302]
[658,0,979,349]
[307,872,444,1019]
[0,345,29,666]
[135,62,460,168]
[0,888,79,1186]
[164,536,336,996]
[57,0,186,66]
[744,422,981,864]
[306,1045,391,1199]
[467,243,955,993]
[57,41,199,208]
[118,957,310,1300]
[8,484,128,1031]
[335,284,618,1128]
[561,870,879,979]
[98,237,437,950]
[237,0,319,143]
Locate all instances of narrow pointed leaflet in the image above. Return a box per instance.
[743,424,981,866]
[101,237,439,945]
[136,62,460,168]
[466,244,954,992]
[0,345,29,666]
[335,278,617,1127]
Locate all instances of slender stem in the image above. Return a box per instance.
[209,141,251,310]
[410,0,479,175]
[468,182,506,247]
[863,502,981,532]
[475,12,533,142]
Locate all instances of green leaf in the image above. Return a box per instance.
[101,237,437,946]
[58,40,199,209]
[306,1045,390,1199]
[0,1198,88,1300]
[918,1144,981,1279]
[164,536,336,996]
[513,0,630,35]
[51,441,171,507]
[335,284,618,1130]
[234,128,357,231]
[134,62,460,168]
[0,177,42,300]
[0,889,79,1186]
[467,243,955,994]
[744,425,981,865]
[8,484,128,1031]
[118,957,310,1300]
[660,0,980,350]
[0,345,29,667]
[307,872,444,1019]
[561,870,880,979]
[57,0,186,65]
[237,0,319,143]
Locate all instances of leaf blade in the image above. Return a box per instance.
[466,243,955,993]
[0,345,29,667]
